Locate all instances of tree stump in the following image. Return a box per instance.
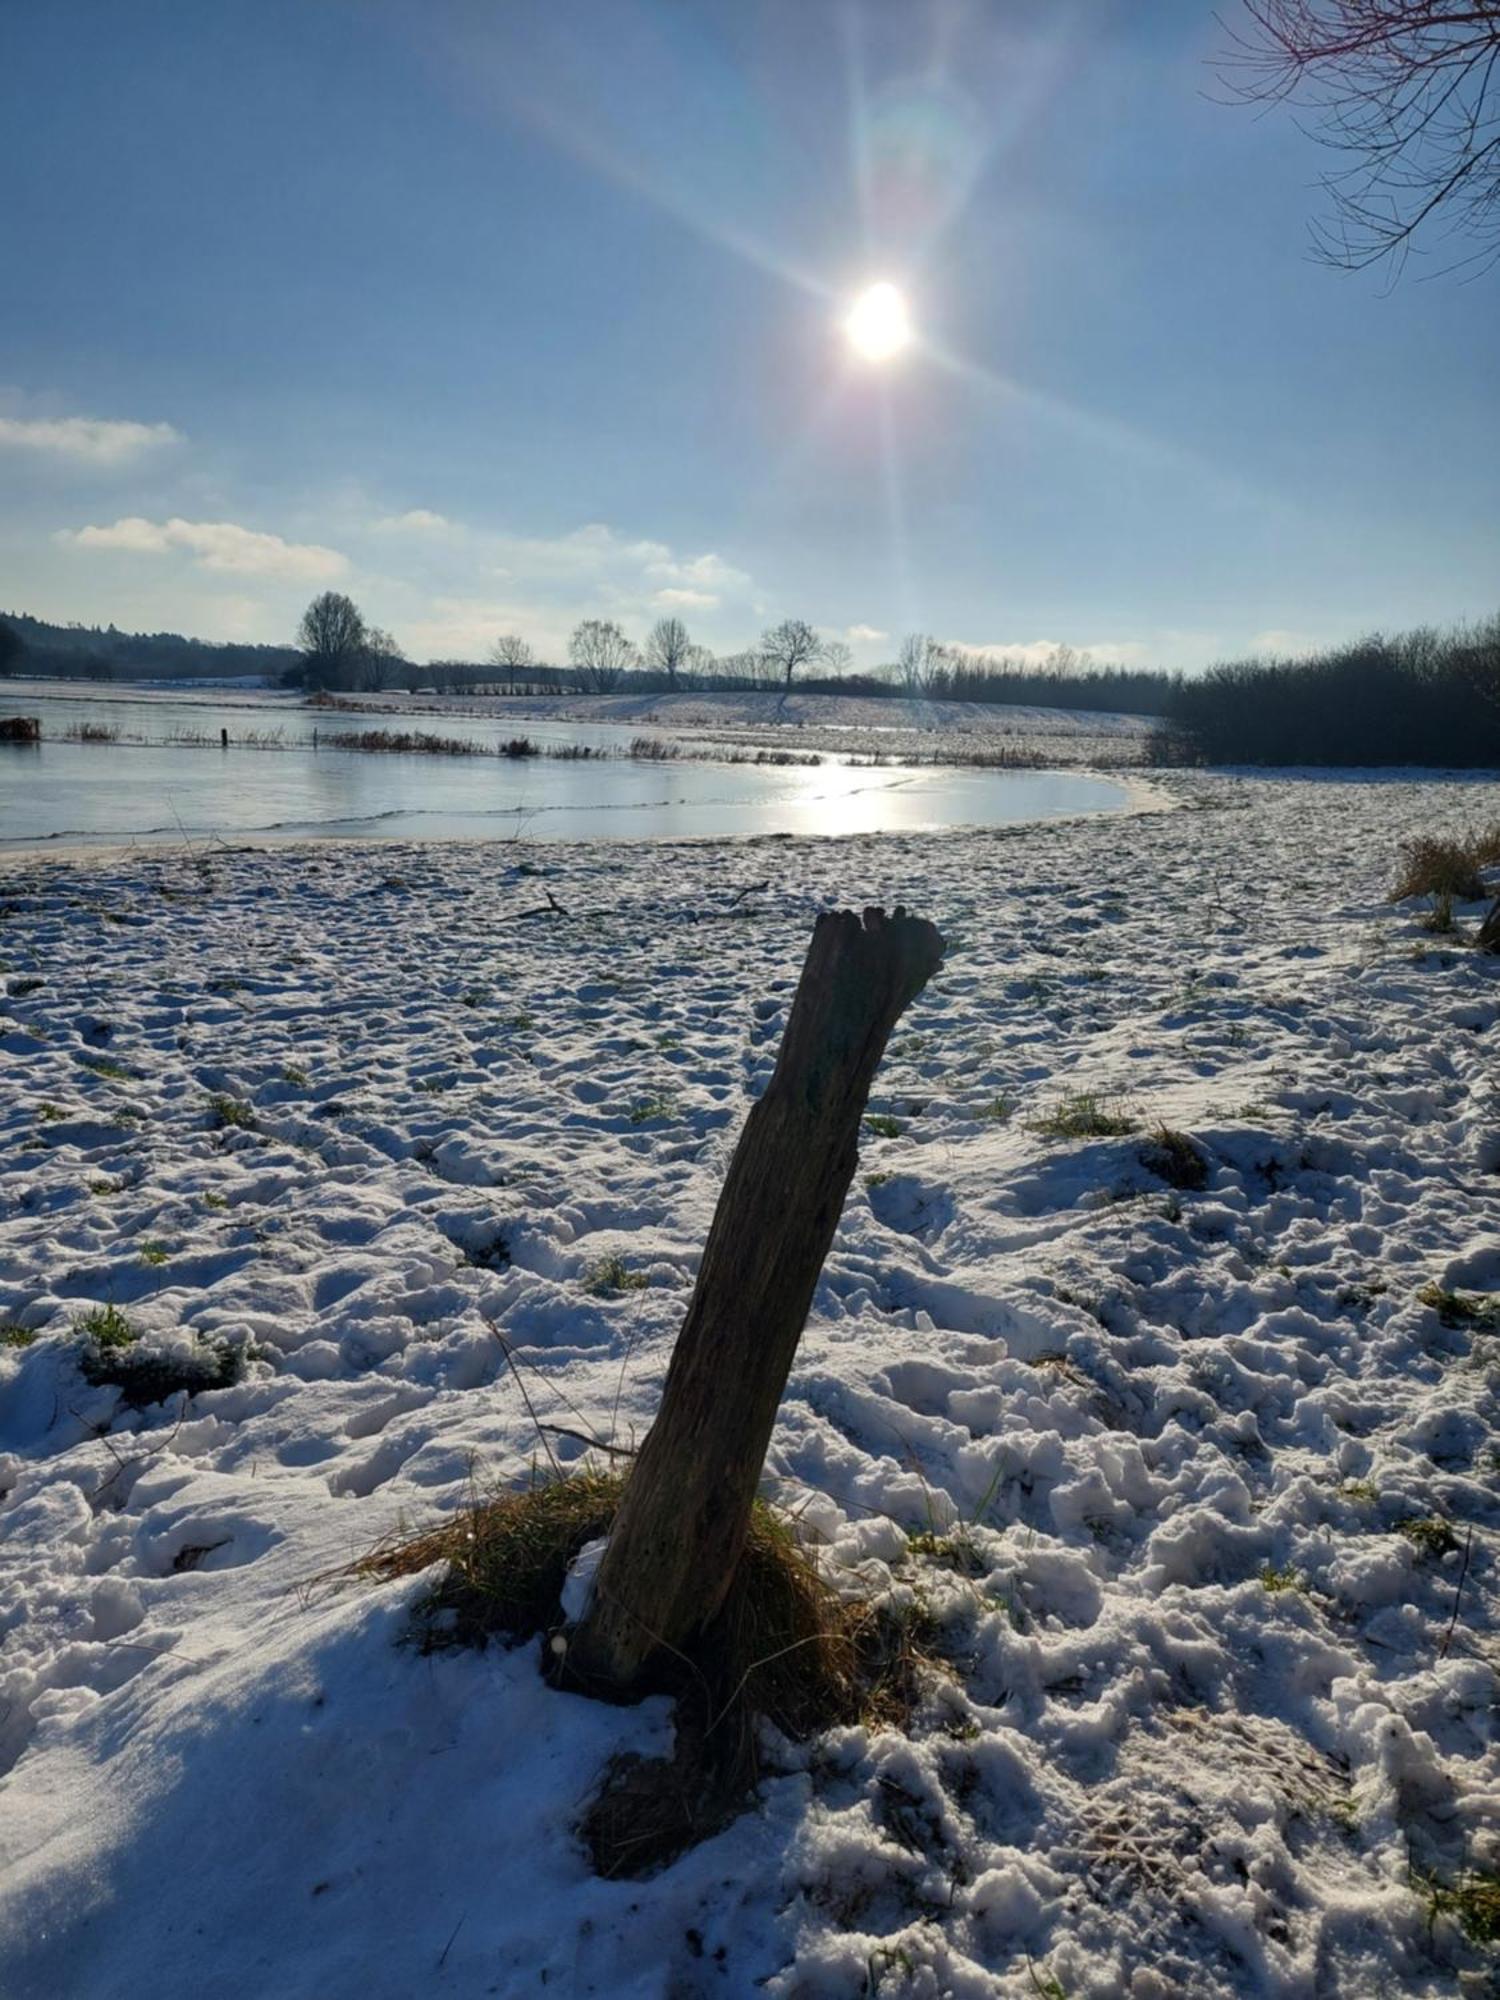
[566,904,944,1696]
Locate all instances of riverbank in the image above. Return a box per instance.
[1,773,1497,1997]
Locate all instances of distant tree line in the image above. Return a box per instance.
[1155,617,1500,767]
[15,592,1498,767]
[0,609,300,682]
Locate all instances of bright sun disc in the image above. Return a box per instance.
[845,281,912,363]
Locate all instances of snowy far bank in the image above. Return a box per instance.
[4,676,1156,769]
[1,773,1497,1997]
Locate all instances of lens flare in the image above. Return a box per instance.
[845,281,912,362]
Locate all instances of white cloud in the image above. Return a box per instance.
[384,519,757,652]
[0,414,182,464]
[654,587,718,609]
[61,516,347,582]
[1251,628,1319,657]
[846,624,888,644]
[943,636,1151,669]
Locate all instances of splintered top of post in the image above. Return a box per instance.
[772,904,945,1100]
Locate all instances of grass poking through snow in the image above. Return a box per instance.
[1029,1092,1138,1141]
[358,1466,921,1877]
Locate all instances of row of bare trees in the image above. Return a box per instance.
[292,595,1183,711]
[501,615,845,696]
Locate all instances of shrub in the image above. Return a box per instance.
[1392,835,1491,902]
[1165,616,1500,768]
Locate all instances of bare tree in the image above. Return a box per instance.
[712,648,765,689]
[820,638,853,679]
[759,618,825,695]
[360,625,407,692]
[645,616,693,689]
[488,633,535,674]
[897,632,934,697]
[1222,1,1500,271]
[297,591,368,691]
[569,618,637,694]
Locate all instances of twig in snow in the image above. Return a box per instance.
[726,879,770,908]
[485,1319,562,1479]
[437,1913,466,1969]
[538,1423,637,1458]
[1439,1524,1474,1658]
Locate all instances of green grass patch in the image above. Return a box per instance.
[75,1302,139,1349]
[864,1113,904,1139]
[1417,1282,1500,1331]
[75,1305,245,1407]
[1139,1124,1209,1191]
[1397,1516,1460,1560]
[583,1254,650,1296]
[1029,1093,1137,1141]
[79,1054,131,1079]
[1417,1867,1500,1946]
[0,1323,38,1349]
[978,1093,1017,1124]
[138,1242,170,1267]
[207,1094,255,1131]
[627,1092,678,1125]
[1259,1562,1302,1594]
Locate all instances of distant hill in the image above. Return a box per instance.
[0,609,301,682]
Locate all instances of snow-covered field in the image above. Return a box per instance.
[1,772,1497,1998]
[326,688,1158,767]
[6,676,1157,767]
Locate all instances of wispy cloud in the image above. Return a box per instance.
[943,636,1151,669]
[846,623,888,644]
[1250,628,1320,658]
[370,508,454,535]
[61,516,347,582]
[371,514,757,651]
[0,414,182,465]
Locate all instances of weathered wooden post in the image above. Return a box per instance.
[566,904,944,1695]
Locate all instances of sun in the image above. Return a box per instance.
[845,281,913,363]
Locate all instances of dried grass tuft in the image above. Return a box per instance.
[359,1466,921,1876]
[1392,825,1500,902]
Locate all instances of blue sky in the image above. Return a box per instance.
[2,0,1496,672]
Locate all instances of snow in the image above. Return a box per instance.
[0,770,1497,1997]
[305,685,1159,767]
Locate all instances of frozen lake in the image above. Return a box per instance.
[0,688,1131,848]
